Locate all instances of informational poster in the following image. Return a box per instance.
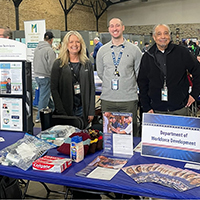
[24,19,46,81]
[103,112,133,157]
[142,113,200,163]
[0,38,26,60]
[0,62,23,95]
[0,97,23,131]
[24,19,46,63]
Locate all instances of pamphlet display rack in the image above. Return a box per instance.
[0,60,33,134]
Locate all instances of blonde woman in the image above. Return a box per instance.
[51,31,95,128]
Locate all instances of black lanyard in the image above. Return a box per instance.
[111,45,125,77]
[69,62,80,82]
[155,49,167,86]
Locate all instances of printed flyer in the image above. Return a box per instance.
[76,155,127,180]
[103,112,133,157]
[0,61,23,95]
[122,163,200,192]
[0,97,23,131]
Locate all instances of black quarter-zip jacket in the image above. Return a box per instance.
[137,42,200,112]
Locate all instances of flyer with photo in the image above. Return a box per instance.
[76,155,127,180]
[0,97,23,131]
[103,112,133,157]
[122,163,200,192]
[0,62,23,95]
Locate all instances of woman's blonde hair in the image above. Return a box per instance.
[58,31,88,67]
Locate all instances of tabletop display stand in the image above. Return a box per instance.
[0,60,33,134]
[0,38,33,134]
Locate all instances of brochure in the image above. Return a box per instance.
[76,155,127,180]
[103,112,133,157]
[0,97,23,131]
[0,62,23,95]
[122,163,200,192]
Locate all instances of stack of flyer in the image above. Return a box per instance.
[32,155,72,173]
[122,163,200,192]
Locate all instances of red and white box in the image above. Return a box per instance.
[32,155,72,173]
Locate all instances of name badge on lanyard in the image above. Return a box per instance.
[111,79,119,90]
[74,83,80,94]
[111,45,124,90]
[69,62,81,95]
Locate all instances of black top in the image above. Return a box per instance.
[70,62,81,108]
[51,58,95,128]
[138,42,200,112]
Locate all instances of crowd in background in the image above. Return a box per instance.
[179,39,200,58]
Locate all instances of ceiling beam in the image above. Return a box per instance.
[68,0,130,31]
[59,0,79,31]
[12,0,23,30]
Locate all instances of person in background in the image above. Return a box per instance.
[142,42,150,53]
[51,31,95,129]
[137,24,200,116]
[0,26,12,39]
[197,54,200,63]
[90,37,103,70]
[33,31,56,123]
[194,40,200,57]
[97,17,142,137]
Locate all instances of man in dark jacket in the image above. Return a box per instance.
[91,37,103,71]
[137,24,200,115]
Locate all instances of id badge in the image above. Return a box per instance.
[74,83,80,94]
[161,87,168,101]
[111,79,119,90]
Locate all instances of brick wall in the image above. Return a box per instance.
[1,0,200,40]
[125,24,200,41]
[0,0,107,32]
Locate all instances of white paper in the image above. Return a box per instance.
[113,134,133,155]
[87,167,120,180]
[184,163,200,170]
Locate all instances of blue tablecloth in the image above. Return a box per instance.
[0,131,200,199]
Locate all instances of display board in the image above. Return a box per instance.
[0,38,33,134]
[0,60,32,134]
[141,113,200,163]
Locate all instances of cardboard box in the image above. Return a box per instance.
[32,155,72,173]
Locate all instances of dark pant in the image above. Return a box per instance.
[154,107,189,116]
[101,100,139,137]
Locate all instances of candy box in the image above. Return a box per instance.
[32,155,72,173]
